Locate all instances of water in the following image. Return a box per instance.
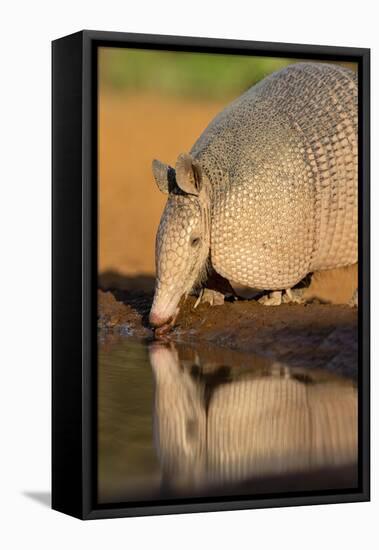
[98,336,358,504]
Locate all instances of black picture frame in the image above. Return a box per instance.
[52,30,370,520]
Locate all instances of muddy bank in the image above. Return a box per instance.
[98,289,358,377]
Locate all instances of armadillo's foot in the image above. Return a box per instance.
[258,290,283,306]
[348,288,358,308]
[258,288,306,306]
[282,288,306,304]
[194,288,225,307]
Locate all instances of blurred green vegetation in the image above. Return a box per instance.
[99,48,296,100]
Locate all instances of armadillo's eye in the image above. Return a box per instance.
[191,237,201,247]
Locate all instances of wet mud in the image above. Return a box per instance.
[98,288,358,377]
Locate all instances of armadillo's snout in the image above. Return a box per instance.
[149,311,173,329]
[149,304,180,336]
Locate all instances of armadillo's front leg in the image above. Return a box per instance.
[200,288,225,306]
[193,266,235,308]
[193,288,225,308]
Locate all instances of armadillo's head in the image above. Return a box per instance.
[149,153,211,334]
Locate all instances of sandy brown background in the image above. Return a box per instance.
[99,93,225,283]
[98,49,357,299]
[98,49,297,290]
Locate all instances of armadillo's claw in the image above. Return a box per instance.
[259,288,307,306]
[193,288,225,308]
[201,289,225,306]
[258,290,283,306]
[193,289,204,309]
[283,288,306,304]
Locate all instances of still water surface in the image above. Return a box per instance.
[98,337,358,504]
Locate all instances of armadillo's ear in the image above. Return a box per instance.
[175,153,203,196]
[152,159,171,194]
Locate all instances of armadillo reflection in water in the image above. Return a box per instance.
[149,342,358,493]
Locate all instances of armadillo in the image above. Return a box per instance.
[149,62,358,332]
[149,342,357,491]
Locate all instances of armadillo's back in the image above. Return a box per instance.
[191,63,358,289]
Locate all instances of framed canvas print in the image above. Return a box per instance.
[52,30,370,519]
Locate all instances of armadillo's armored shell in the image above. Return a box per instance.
[191,63,357,290]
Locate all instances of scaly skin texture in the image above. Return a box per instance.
[150,63,358,327]
[191,62,357,289]
[151,190,210,328]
